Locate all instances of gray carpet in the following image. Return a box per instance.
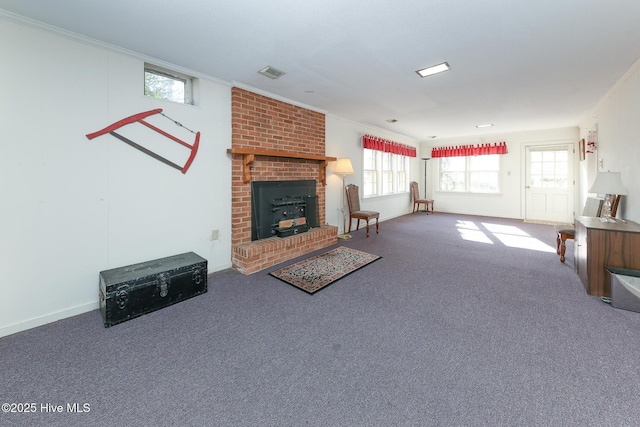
[2,212,640,426]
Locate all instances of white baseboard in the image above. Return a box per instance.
[0,267,231,339]
[0,301,99,339]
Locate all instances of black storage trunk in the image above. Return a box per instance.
[99,252,207,327]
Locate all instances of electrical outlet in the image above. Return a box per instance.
[598,158,604,169]
[211,229,219,241]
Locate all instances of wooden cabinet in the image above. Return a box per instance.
[574,216,640,297]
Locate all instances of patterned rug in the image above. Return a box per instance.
[269,246,382,294]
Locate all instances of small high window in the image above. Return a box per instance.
[144,64,194,104]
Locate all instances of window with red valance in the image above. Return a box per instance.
[362,134,417,157]
[431,142,507,158]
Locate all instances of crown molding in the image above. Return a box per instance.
[0,9,229,86]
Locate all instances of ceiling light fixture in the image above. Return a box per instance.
[416,62,450,78]
[258,66,286,80]
[475,124,493,128]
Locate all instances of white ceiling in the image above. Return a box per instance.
[2,0,640,141]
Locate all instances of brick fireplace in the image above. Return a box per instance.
[229,87,338,274]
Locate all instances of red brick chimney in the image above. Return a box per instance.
[229,87,337,274]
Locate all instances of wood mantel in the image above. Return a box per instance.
[227,148,337,184]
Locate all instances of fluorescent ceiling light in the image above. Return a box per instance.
[475,124,493,128]
[416,62,450,78]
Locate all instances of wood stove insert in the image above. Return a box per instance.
[251,180,319,240]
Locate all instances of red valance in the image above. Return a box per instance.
[431,142,508,158]
[362,134,417,157]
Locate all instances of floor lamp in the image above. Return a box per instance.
[421,157,430,211]
[335,158,354,239]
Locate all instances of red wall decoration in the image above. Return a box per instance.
[87,109,200,174]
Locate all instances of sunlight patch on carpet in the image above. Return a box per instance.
[269,246,381,294]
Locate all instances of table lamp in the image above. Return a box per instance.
[588,171,627,221]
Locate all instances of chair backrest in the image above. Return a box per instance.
[345,184,361,213]
[609,194,622,217]
[582,197,604,217]
[410,181,420,201]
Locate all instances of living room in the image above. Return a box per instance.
[1,2,640,424]
[2,1,640,333]
[2,4,640,338]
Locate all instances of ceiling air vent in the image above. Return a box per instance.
[258,66,286,80]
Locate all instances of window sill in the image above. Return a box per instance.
[363,191,410,200]
[435,191,503,196]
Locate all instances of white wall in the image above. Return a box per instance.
[0,16,232,337]
[325,116,421,234]
[579,58,640,222]
[421,128,580,219]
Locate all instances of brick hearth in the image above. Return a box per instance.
[232,226,337,275]
[229,87,337,274]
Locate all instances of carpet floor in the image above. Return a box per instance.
[2,212,640,426]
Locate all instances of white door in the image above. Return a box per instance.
[525,144,573,223]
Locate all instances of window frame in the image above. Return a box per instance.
[381,152,393,195]
[362,149,379,197]
[363,148,412,198]
[437,154,502,194]
[396,155,408,193]
[144,64,194,105]
[528,147,569,189]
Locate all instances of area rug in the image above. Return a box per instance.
[269,246,382,294]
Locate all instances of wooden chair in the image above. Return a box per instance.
[345,184,379,237]
[410,181,434,214]
[604,194,622,219]
[555,196,607,263]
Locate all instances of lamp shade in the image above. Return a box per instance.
[589,171,627,195]
[335,158,354,175]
